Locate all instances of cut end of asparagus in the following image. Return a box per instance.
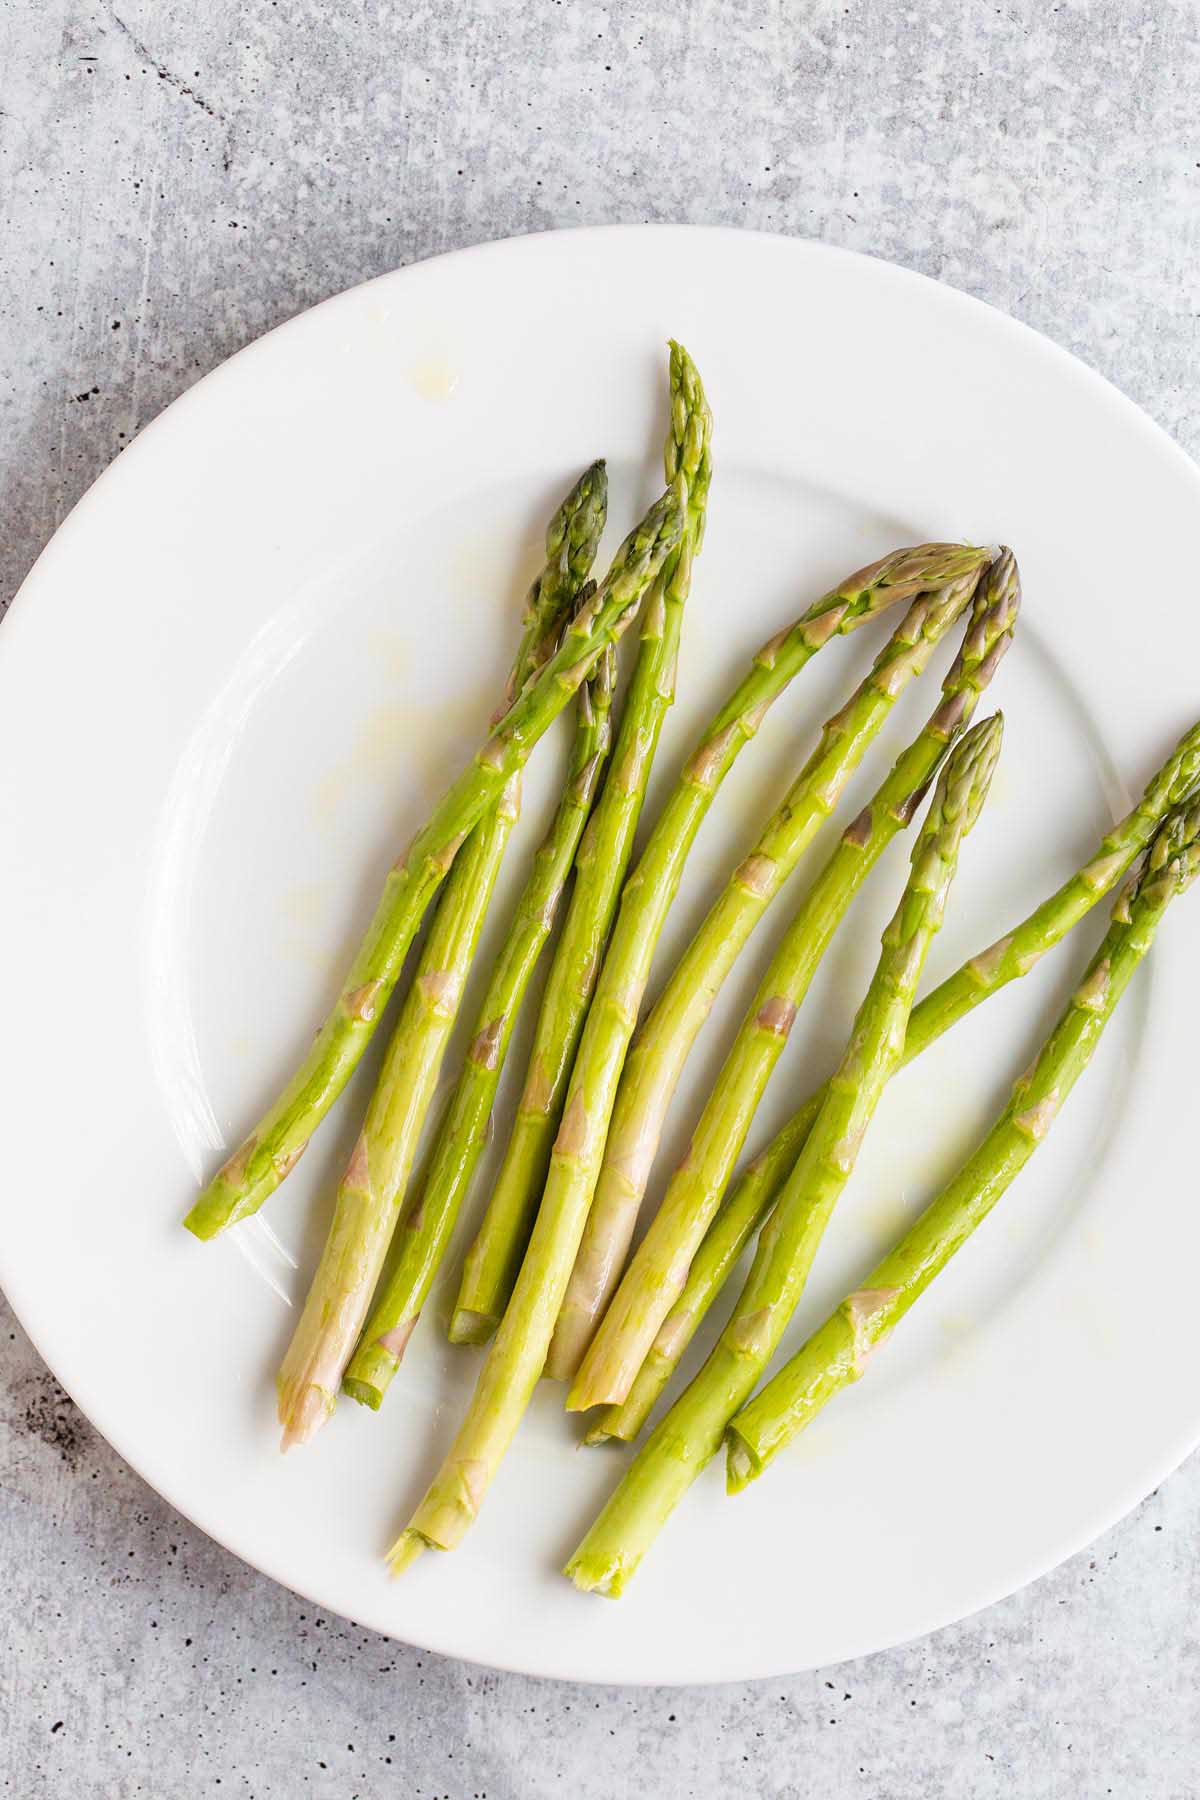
[581,1420,618,1448]
[181,1204,218,1241]
[341,1376,384,1411]
[277,1382,334,1452]
[724,1432,758,1494]
[342,1323,414,1410]
[183,1178,259,1241]
[447,1307,497,1346]
[563,1549,632,1598]
[543,1311,591,1384]
[386,1529,431,1579]
[566,1351,640,1415]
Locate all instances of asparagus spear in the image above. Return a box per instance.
[340,641,617,1410]
[587,711,1200,1443]
[386,543,990,1577]
[184,470,682,1241]
[572,552,1019,1411]
[565,716,1002,1595]
[275,496,615,1447]
[727,792,1200,1487]
[582,1154,763,1446]
[550,552,1003,1384]
[447,341,714,1344]
[385,547,985,1576]
[277,812,511,1445]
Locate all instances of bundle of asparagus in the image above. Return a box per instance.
[277,472,613,1447]
[182,338,1196,1608]
[567,714,1004,1593]
[385,542,991,1574]
[338,642,618,1410]
[547,548,1001,1383]
[585,713,1200,1446]
[445,341,713,1351]
[724,792,1200,1489]
[564,551,1019,1402]
[185,471,682,1241]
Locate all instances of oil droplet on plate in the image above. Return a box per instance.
[409,357,460,403]
[280,882,326,929]
[938,1309,973,1342]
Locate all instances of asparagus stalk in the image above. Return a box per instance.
[340,641,617,1410]
[394,691,993,1591]
[275,496,615,1447]
[277,811,511,1445]
[550,552,1003,1384]
[387,545,987,1573]
[727,793,1200,1487]
[582,1156,762,1446]
[518,545,986,1385]
[447,341,714,1345]
[184,470,682,1241]
[573,551,1019,1413]
[565,716,1002,1595]
[456,542,989,1352]
[587,710,1200,1443]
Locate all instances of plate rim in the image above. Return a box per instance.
[4,222,1200,1685]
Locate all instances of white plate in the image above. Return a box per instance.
[3,227,1198,1686]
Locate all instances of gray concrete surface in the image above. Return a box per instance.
[4,1,1200,1793]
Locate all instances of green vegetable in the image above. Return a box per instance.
[566,716,1002,1595]
[447,341,713,1345]
[555,550,1009,1390]
[727,792,1200,1486]
[577,550,1019,1420]
[183,468,682,1241]
[387,544,991,1575]
[340,640,617,1411]
[276,481,613,1446]
[588,710,1200,1443]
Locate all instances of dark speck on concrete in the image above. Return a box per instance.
[16,1370,90,1470]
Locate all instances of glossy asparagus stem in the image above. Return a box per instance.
[588,710,1200,1441]
[581,550,1020,1431]
[385,353,720,1573]
[185,466,683,1240]
[276,496,614,1446]
[565,717,1002,1595]
[447,341,714,1344]
[387,545,991,1575]
[727,792,1200,1486]
[340,643,617,1409]
[553,552,1004,1386]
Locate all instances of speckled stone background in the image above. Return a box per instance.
[4,2,1200,1794]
